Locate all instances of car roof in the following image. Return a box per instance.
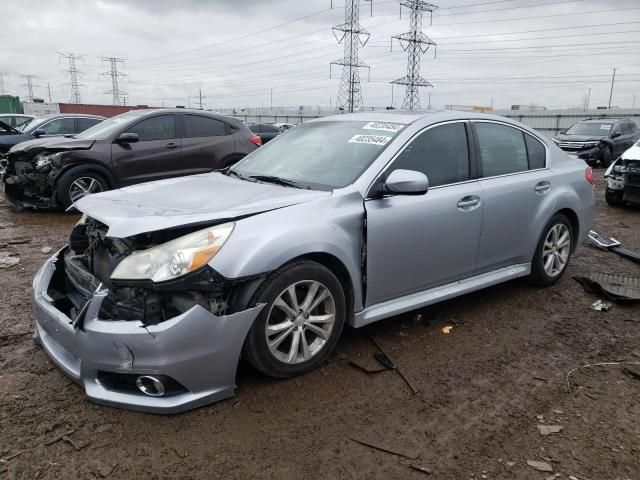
[38,113,106,119]
[308,110,533,126]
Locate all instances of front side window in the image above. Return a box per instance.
[390,122,469,187]
[126,115,176,141]
[611,123,622,136]
[40,118,76,135]
[475,123,528,177]
[184,115,227,138]
[231,121,405,190]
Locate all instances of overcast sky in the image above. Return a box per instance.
[1,0,639,111]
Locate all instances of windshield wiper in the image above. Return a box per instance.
[226,169,255,182]
[248,175,305,189]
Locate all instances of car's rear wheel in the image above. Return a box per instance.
[57,170,108,209]
[527,213,573,287]
[243,261,345,378]
[605,188,624,207]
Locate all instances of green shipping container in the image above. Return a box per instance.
[0,95,24,114]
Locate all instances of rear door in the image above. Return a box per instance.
[473,120,555,273]
[365,121,483,306]
[181,114,237,171]
[111,114,182,186]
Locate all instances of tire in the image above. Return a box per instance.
[600,147,612,168]
[243,260,346,378]
[56,170,108,209]
[527,213,573,287]
[605,188,624,207]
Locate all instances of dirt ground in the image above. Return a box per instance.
[0,171,638,480]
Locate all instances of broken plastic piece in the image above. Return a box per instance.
[574,273,640,304]
[590,299,611,312]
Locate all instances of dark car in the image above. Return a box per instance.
[3,109,261,209]
[248,123,281,143]
[0,113,105,155]
[552,118,640,167]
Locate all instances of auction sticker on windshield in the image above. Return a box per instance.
[349,134,392,146]
[362,122,405,133]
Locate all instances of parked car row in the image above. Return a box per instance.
[3,109,260,209]
[30,111,596,413]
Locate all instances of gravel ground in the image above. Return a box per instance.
[1,171,638,480]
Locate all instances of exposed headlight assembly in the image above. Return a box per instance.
[33,153,60,172]
[111,223,234,282]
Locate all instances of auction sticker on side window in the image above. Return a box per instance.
[349,134,392,146]
[362,121,404,133]
[600,124,612,130]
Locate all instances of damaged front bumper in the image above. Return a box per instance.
[32,248,264,414]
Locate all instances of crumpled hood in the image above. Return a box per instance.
[10,136,95,154]
[621,144,640,161]
[76,172,331,238]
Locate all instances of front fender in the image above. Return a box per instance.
[210,192,366,311]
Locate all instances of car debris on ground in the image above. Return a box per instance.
[574,273,640,303]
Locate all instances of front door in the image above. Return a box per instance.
[112,114,182,186]
[365,121,483,306]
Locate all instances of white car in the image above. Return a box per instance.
[605,139,640,206]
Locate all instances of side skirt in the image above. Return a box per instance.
[352,263,531,328]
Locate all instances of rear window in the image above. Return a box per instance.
[184,115,227,138]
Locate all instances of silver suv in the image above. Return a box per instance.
[32,111,596,413]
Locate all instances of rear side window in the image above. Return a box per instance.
[525,134,546,169]
[475,123,528,177]
[184,115,227,138]
[390,122,469,187]
[40,118,76,135]
[126,115,176,141]
[78,117,102,132]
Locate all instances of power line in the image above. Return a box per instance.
[58,52,85,104]
[0,73,6,95]
[100,57,127,106]
[330,0,372,112]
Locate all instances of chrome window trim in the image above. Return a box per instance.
[365,119,473,198]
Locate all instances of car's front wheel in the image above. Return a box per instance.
[600,147,612,168]
[57,170,108,209]
[243,261,346,378]
[605,188,624,207]
[527,213,573,286]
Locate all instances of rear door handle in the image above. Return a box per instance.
[457,195,481,210]
[534,181,551,194]
[165,142,179,149]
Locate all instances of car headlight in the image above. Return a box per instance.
[111,223,234,282]
[33,152,61,172]
[583,141,601,148]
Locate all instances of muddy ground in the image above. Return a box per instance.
[0,171,638,480]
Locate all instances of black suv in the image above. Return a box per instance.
[3,109,260,209]
[552,118,640,167]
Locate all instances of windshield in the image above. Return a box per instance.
[565,122,612,136]
[16,118,34,131]
[75,111,147,140]
[230,120,405,189]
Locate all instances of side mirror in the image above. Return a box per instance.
[116,132,139,144]
[33,129,45,137]
[383,169,429,196]
[611,131,621,138]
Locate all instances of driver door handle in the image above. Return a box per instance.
[457,195,481,210]
[165,142,179,149]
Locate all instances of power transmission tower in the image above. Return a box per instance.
[21,75,39,101]
[58,52,84,104]
[391,0,438,111]
[0,73,6,95]
[100,57,127,106]
[330,0,372,113]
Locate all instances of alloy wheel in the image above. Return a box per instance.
[265,280,336,365]
[69,177,104,203]
[542,223,571,277]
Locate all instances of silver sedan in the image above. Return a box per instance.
[32,111,595,413]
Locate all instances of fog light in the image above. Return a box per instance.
[136,375,166,397]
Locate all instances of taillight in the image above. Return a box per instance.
[249,136,262,147]
[585,166,594,185]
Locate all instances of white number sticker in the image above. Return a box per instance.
[362,121,405,133]
[600,124,612,130]
[349,134,392,146]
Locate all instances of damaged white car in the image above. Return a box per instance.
[32,111,595,413]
